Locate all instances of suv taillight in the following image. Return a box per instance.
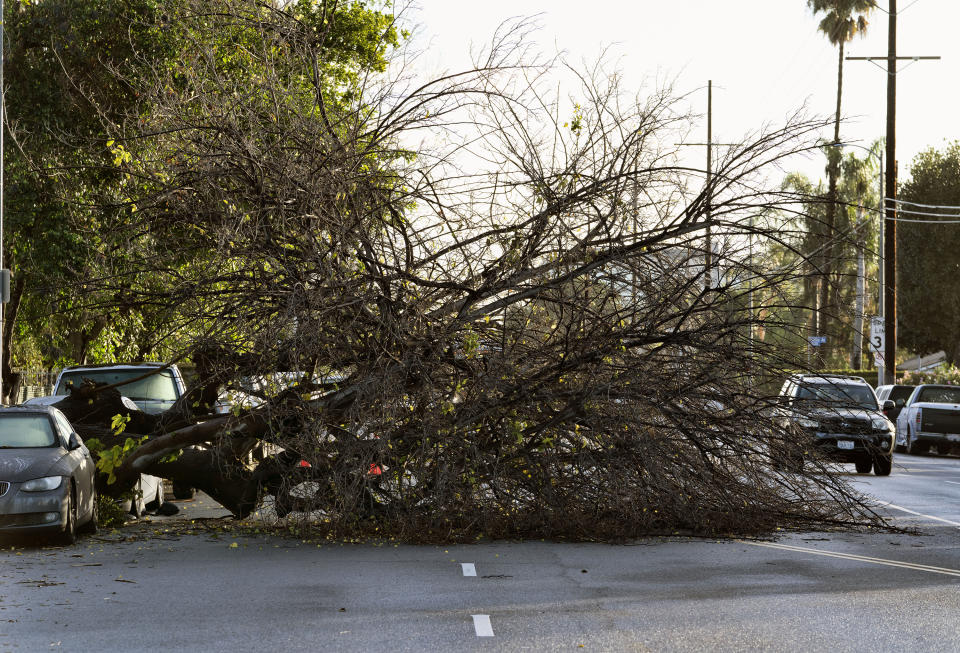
[915,407,922,432]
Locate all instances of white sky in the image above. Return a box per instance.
[408,0,957,186]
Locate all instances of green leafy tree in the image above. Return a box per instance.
[773,146,880,367]
[898,141,960,363]
[2,0,401,394]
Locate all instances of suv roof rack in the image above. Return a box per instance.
[792,373,868,383]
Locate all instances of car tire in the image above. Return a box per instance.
[894,434,906,454]
[57,487,77,545]
[873,455,893,476]
[907,430,927,455]
[145,486,163,512]
[855,459,872,474]
[173,482,195,501]
[79,488,99,535]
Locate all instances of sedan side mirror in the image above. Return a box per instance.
[68,432,83,451]
[882,399,895,416]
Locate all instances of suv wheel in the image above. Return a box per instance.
[873,455,893,476]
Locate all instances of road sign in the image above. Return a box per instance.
[869,316,885,366]
[807,336,827,347]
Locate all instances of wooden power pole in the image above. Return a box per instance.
[847,0,939,384]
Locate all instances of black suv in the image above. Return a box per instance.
[777,374,896,475]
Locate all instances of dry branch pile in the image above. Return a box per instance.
[42,0,884,539]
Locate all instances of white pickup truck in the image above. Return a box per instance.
[895,384,960,456]
[23,363,190,511]
[28,362,187,414]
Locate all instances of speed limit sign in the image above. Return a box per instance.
[869,316,885,364]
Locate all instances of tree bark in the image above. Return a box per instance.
[851,203,865,368]
[1,276,27,404]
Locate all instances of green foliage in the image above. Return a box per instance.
[3,0,403,370]
[902,364,960,387]
[87,435,148,484]
[897,141,960,365]
[96,493,129,528]
[771,146,881,367]
[110,413,132,435]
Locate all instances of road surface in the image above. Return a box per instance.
[2,453,959,652]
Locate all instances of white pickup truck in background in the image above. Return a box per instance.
[895,384,960,456]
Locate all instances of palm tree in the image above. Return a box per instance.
[808,0,873,359]
[839,145,881,368]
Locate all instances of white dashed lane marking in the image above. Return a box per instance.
[472,614,494,637]
[877,501,960,528]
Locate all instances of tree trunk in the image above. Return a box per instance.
[851,203,865,369]
[818,40,845,366]
[2,276,27,404]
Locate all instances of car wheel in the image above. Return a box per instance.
[894,433,906,454]
[79,488,99,535]
[907,430,927,455]
[145,486,163,512]
[873,455,893,476]
[854,459,872,474]
[57,487,77,545]
[173,482,195,501]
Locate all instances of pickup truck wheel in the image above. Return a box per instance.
[907,431,927,455]
[854,459,872,474]
[894,435,906,454]
[873,455,893,476]
[172,482,195,501]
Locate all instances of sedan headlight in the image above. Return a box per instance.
[21,476,63,492]
[871,417,892,431]
[798,418,820,429]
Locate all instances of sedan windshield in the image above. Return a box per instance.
[0,415,57,448]
[796,383,878,410]
[56,369,179,402]
[917,386,960,404]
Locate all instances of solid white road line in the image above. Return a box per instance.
[944,480,960,485]
[743,540,960,578]
[876,501,960,528]
[472,614,494,637]
[461,563,477,577]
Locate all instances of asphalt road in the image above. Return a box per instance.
[2,453,960,652]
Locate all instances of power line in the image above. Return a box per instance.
[861,205,960,221]
[887,198,960,210]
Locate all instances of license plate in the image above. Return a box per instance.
[837,440,855,450]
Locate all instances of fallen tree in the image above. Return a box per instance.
[26,0,885,539]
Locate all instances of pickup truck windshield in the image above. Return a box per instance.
[56,369,179,402]
[796,383,878,410]
[917,386,960,404]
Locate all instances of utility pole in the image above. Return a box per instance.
[705,80,712,290]
[846,0,939,384]
[885,0,897,386]
[1,0,6,404]
[680,81,736,291]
